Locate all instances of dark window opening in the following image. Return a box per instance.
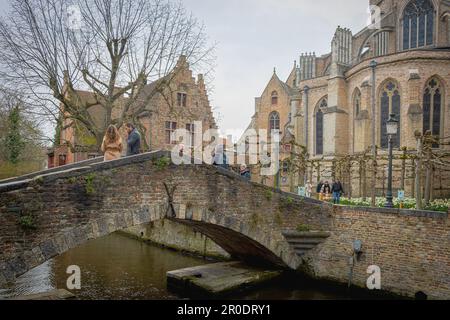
[177,93,187,107]
[165,121,177,144]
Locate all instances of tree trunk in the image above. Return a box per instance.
[430,165,434,202]
[415,137,423,210]
[316,163,321,183]
[424,147,432,205]
[362,159,367,200]
[371,148,377,206]
[348,159,352,199]
[400,148,406,192]
[410,158,415,198]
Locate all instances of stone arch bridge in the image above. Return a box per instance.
[0,151,449,299]
[0,151,332,285]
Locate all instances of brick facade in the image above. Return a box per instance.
[242,0,450,197]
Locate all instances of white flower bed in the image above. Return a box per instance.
[338,197,449,213]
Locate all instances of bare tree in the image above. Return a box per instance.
[0,0,214,150]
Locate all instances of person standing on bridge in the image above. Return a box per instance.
[101,125,123,161]
[213,144,229,170]
[321,181,331,201]
[126,123,141,156]
[305,181,313,198]
[316,180,324,200]
[240,164,251,180]
[331,179,344,204]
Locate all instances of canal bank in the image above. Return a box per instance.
[108,221,410,300]
[119,219,230,260]
[0,233,406,300]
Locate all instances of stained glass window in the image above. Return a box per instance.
[423,78,443,148]
[380,82,401,149]
[402,0,434,50]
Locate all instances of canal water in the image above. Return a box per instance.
[0,233,384,300]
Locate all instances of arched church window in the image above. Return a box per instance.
[269,111,280,131]
[423,77,443,148]
[315,97,327,155]
[354,89,361,117]
[380,81,401,149]
[271,91,278,105]
[402,0,434,50]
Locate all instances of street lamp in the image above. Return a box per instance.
[369,60,378,207]
[385,113,399,208]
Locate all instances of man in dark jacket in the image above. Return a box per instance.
[316,180,324,199]
[126,123,141,156]
[331,179,344,204]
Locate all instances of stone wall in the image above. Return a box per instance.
[303,206,450,300]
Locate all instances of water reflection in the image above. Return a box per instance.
[0,233,385,300]
[0,261,54,298]
[1,233,207,300]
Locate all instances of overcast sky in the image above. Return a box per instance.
[0,0,370,140]
[181,0,369,140]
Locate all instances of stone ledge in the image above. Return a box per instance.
[0,156,104,185]
[282,231,331,238]
[0,150,170,193]
[339,205,448,219]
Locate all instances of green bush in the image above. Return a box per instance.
[19,215,37,230]
[154,157,171,170]
[296,224,311,232]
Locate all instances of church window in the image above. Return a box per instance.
[380,81,401,149]
[354,89,361,117]
[315,97,327,155]
[423,78,443,148]
[269,112,280,131]
[403,0,434,50]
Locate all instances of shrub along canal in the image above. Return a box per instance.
[0,233,397,300]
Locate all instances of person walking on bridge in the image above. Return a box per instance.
[101,125,123,161]
[126,123,141,156]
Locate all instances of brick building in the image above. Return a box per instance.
[48,56,217,168]
[243,0,450,197]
